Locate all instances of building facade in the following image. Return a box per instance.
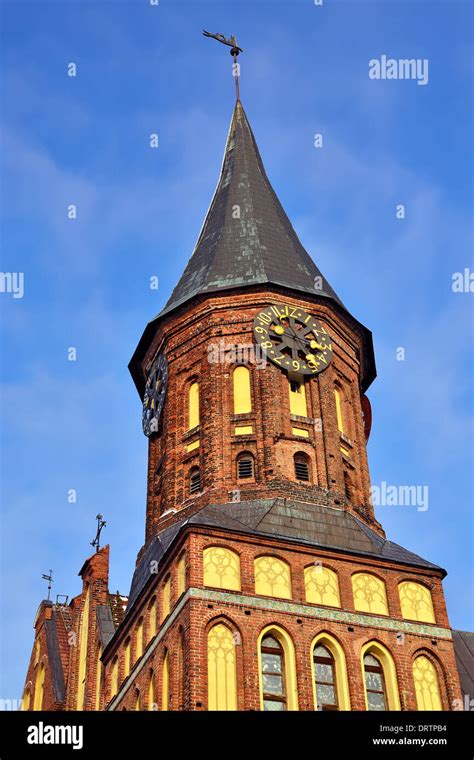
[21,100,469,712]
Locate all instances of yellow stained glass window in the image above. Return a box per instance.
[188,382,200,430]
[208,624,237,710]
[177,554,186,597]
[135,618,144,661]
[289,381,307,417]
[334,388,344,434]
[22,686,31,711]
[233,366,252,414]
[124,638,131,677]
[254,556,292,599]
[77,585,90,710]
[162,652,169,711]
[352,573,388,615]
[399,582,435,623]
[33,663,45,711]
[148,598,157,641]
[110,657,119,698]
[162,577,171,621]
[203,547,240,591]
[304,565,341,607]
[413,655,442,710]
[148,670,156,711]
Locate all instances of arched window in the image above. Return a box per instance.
[148,597,157,641]
[363,653,387,711]
[188,382,200,430]
[289,380,308,417]
[304,565,340,607]
[124,638,131,677]
[233,366,252,414]
[258,625,298,711]
[237,451,255,480]
[148,669,157,711]
[361,642,400,711]
[254,556,292,599]
[399,582,436,623]
[21,685,31,711]
[135,618,144,661]
[177,553,186,598]
[294,452,311,482]
[311,634,350,711]
[203,546,241,591]
[162,651,170,711]
[34,640,40,666]
[413,655,442,710]
[189,467,201,495]
[161,577,171,621]
[343,470,352,500]
[207,623,238,710]
[33,662,45,711]
[334,387,345,434]
[110,656,119,698]
[352,573,389,615]
[313,645,338,710]
[77,585,90,710]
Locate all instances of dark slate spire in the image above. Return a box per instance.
[160,101,343,317]
[129,102,376,395]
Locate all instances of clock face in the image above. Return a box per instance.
[253,302,333,376]
[142,353,168,437]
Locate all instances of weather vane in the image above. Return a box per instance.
[202,30,243,101]
[90,513,107,553]
[41,569,53,601]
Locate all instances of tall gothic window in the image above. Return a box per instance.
[334,387,345,434]
[161,577,171,621]
[148,597,157,641]
[135,617,144,661]
[413,655,442,710]
[261,635,286,711]
[254,556,292,599]
[123,638,131,677]
[148,669,156,711]
[364,653,387,711]
[399,582,436,623]
[313,645,338,710]
[203,546,241,591]
[177,553,186,598]
[33,662,45,711]
[207,623,238,710]
[110,656,119,698]
[352,573,389,615]
[21,685,31,711]
[233,366,252,414]
[188,381,200,430]
[77,584,90,710]
[162,652,170,711]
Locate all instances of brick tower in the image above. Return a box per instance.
[21,99,465,713]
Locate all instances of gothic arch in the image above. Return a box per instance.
[257,624,298,711]
[410,647,448,710]
[310,631,351,710]
[360,640,401,711]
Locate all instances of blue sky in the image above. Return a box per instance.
[0,0,472,700]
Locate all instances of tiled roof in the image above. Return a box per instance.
[452,630,474,700]
[123,498,443,623]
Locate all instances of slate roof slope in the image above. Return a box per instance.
[452,630,474,699]
[160,101,342,317]
[123,498,443,624]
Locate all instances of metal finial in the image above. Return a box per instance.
[41,570,53,601]
[90,514,107,553]
[202,30,243,101]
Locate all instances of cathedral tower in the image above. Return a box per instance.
[21,99,464,714]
